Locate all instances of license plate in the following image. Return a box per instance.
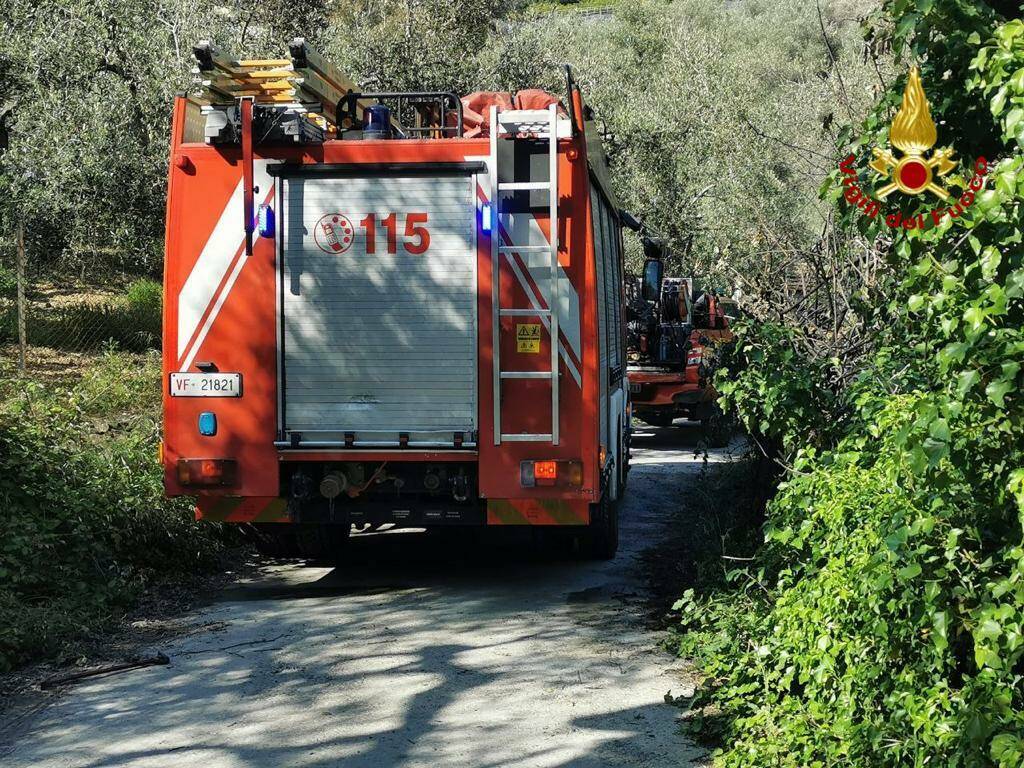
[629,382,641,393]
[169,372,242,397]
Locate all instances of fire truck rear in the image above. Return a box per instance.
[161,41,629,557]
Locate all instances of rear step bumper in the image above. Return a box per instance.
[195,496,589,526]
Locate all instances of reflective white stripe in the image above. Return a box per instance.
[506,252,582,388]
[177,160,274,364]
[179,240,247,373]
[470,155,584,376]
[498,211,582,367]
[528,215,581,363]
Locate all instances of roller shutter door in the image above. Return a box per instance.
[281,173,478,446]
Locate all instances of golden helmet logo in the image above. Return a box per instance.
[837,66,989,230]
[869,66,957,200]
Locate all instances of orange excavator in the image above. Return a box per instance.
[625,240,734,431]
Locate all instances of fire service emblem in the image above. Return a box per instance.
[869,66,956,200]
[836,66,988,230]
[314,213,355,254]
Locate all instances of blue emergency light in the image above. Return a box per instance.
[363,105,393,140]
[481,203,492,233]
[258,204,275,238]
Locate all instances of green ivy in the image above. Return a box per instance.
[684,2,1024,765]
[716,320,843,459]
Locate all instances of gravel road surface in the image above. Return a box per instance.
[3,423,726,768]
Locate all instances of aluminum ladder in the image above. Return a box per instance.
[489,104,562,445]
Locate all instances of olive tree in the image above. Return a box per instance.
[0,0,329,277]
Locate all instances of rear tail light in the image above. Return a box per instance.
[535,461,557,481]
[177,458,237,487]
[520,460,583,488]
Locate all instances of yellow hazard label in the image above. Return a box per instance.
[516,323,541,353]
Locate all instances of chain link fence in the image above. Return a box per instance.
[0,226,162,378]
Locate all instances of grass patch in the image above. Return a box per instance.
[0,278,162,352]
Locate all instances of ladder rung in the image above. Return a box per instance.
[500,433,554,442]
[499,308,551,317]
[501,371,551,380]
[498,181,550,191]
[498,109,552,123]
[500,131,552,140]
[499,244,551,252]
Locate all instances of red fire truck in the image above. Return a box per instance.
[161,41,629,557]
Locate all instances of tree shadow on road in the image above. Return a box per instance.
[6,423,712,768]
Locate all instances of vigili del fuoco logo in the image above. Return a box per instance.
[838,66,989,230]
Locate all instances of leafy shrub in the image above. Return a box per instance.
[716,321,843,459]
[0,264,16,300]
[125,277,162,317]
[0,352,221,671]
[678,394,1024,766]
[677,4,1024,766]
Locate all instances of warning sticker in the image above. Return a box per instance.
[516,323,541,354]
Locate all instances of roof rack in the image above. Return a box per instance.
[191,38,396,144]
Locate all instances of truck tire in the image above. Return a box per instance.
[619,425,631,493]
[583,492,618,560]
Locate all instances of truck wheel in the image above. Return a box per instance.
[639,412,675,428]
[619,424,631,493]
[583,492,619,560]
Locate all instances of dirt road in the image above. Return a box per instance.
[3,424,725,767]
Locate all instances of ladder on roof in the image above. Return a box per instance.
[191,38,396,140]
[489,103,561,446]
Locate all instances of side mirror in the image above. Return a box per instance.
[642,259,663,302]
